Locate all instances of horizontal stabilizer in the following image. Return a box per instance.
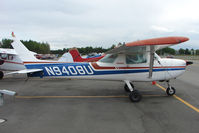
[5,69,43,75]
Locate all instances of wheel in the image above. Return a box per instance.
[166,86,176,96]
[124,83,134,92]
[0,71,4,79]
[129,90,142,102]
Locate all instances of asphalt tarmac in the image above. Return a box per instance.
[0,61,199,133]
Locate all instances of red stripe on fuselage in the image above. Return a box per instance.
[91,62,185,70]
[23,61,73,64]
[4,60,24,65]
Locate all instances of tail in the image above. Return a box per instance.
[69,47,105,62]
[11,32,38,62]
[69,48,85,62]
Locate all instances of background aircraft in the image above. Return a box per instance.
[0,44,74,79]
[0,48,26,79]
[69,48,105,62]
[8,33,190,102]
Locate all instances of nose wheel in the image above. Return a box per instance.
[166,86,176,96]
[166,81,176,96]
[124,80,142,102]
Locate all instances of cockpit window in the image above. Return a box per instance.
[99,54,118,63]
[0,53,7,59]
[126,53,147,64]
[8,55,14,60]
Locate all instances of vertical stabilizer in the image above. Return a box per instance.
[11,32,38,62]
[69,48,84,62]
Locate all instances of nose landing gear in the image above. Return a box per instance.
[166,81,176,96]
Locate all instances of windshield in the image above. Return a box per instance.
[99,54,118,63]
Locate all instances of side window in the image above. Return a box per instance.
[126,53,147,64]
[8,55,14,60]
[99,54,118,63]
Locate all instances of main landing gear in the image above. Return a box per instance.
[124,80,142,102]
[166,81,176,96]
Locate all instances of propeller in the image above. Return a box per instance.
[186,61,193,66]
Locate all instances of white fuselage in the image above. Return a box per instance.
[24,54,186,82]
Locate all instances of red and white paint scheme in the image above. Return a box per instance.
[8,33,191,102]
[69,48,105,62]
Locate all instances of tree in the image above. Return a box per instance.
[1,39,13,48]
[190,48,195,55]
[156,47,176,55]
[179,48,185,55]
[0,38,50,54]
[196,49,199,55]
[185,48,191,55]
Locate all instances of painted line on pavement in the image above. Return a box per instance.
[156,83,199,113]
[15,94,165,99]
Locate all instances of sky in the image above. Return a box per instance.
[0,0,199,50]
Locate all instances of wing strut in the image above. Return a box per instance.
[149,46,155,78]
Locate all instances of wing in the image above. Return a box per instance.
[5,69,43,75]
[106,36,189,54]
[105,36,189,78]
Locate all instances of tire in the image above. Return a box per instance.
[129,90,142,102]
[0,71,4,79]
[166,87,176,96]
[124,83,134,92]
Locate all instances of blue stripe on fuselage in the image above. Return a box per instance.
[24,63,185,77]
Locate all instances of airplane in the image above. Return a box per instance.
[86,53,102,58]
[0,48,26,79]
[0,36,73,79]
[8,32,191,102]
[69,48,105,62]
[0,47,48,79]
